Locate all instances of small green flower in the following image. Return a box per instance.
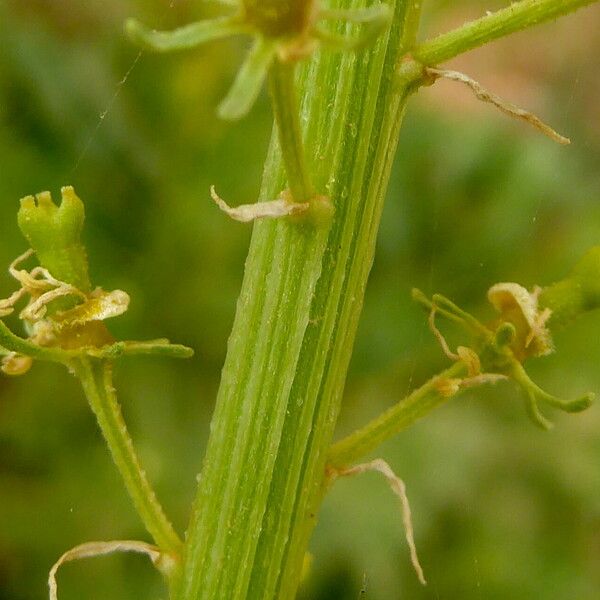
[18,186,91,293]
[126,0,391,120]
[412,274,595,430]
[1,188,192,376]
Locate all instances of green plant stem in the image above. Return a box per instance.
[174,0,593,599]
[268,60,314,202]
[0,321,66,363]
[539,246,600,328]
[401,0,424,48]
[328,362,466,467]
[174,2,423,599]
[413,0,598,66]
[74,358,181,556]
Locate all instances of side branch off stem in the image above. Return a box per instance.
[328,363,466,467]
[268,60,315,203]
[74,358,182,556]
[414,0,597,66]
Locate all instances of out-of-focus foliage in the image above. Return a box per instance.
[0,1,598,599]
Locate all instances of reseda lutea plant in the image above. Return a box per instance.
[0,188,192,595]
[2,1,600,599]
[131,1,598,599]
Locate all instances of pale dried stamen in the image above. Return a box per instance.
[48,540,165,600]
[1,353,33,376]
[0,288,29,317]
[426,68,570,145]
[8,250,55,292]
[2,250,88,324]
[210,186,309,222]
[428,306,459,361]
[330,459,427,586]
[20,285,86,322]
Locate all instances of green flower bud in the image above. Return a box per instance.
[17,186,91,292]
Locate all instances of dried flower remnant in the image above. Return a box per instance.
[0,187,192,373]
[488,283,553,359]
[48,540,176,600]
[210,186,309,222]
[412,280,594,430]
[328,459,427,586]
[425,68,571,145]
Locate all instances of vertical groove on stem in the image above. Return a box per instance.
[176,1,421,599]
[264,3,424,596]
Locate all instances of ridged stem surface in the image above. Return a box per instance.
[174,0,597,598]
[175,1,418,598]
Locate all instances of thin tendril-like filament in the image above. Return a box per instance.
[329,459,427,586]
[426,68,570,145]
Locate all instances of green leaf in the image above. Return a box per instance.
[540,246,600,327]
[217,38,276,120]
[125,16,248,53]
[17,186,91,292]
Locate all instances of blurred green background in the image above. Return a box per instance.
[1,1,599,598]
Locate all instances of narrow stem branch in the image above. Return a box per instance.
[328,362,466,467]
[0,321,67,363]
[413,0,597,66]
[400,0,425,49]
[74,358,182,555]
[268,60,315,202]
